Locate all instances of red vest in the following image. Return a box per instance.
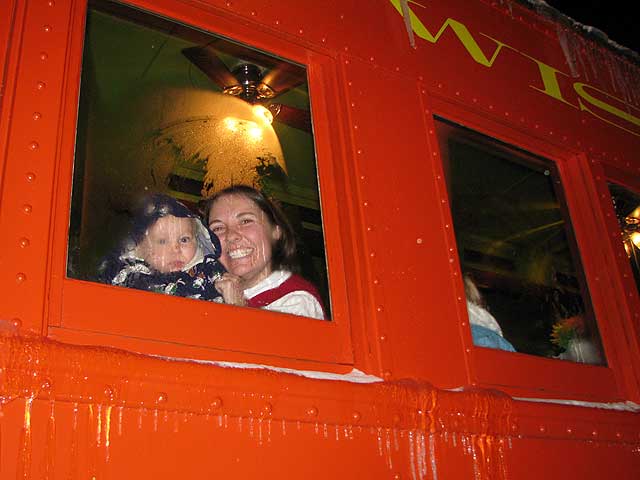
[246,273,326,317]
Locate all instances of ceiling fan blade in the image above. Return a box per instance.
[273,104,311,133]
[182,46,238,89]
[262,62,306,95]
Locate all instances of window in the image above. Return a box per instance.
[436,118,606,366]
[54,0,351,364]
[68,0,330,317]
[608,183,640,294]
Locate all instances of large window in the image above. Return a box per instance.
[437,119,605,365]
[608,182,640,294]
[68,0,330,317]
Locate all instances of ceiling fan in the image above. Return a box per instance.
[182,44,312,133]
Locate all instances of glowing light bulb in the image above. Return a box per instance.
[224,117,239,132]
[252,104,273,124]
[248,125,263,140]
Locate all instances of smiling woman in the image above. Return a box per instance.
[66,0,332,319]
[207,185,326,319]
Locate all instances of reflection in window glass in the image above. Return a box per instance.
[608,183,640,294]
[437,119,605,365]
[68,0,330,318]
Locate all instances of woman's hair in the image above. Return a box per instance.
[205,185,298,272]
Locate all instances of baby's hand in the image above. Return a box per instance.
[214,273,247,307]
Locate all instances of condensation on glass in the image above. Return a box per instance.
[436,118,605,365]
[68,0,331,318]
[608,183,640,294]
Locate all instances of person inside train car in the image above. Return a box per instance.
[98,193,225,300]
[464,275,516,352]
[206,185,326,320]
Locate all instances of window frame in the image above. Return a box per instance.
[427,97,634,401]
[47,0,355,367]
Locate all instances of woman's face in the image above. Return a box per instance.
[208,193,280,289]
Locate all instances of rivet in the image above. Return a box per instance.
[307,406,318,417]
[416,238,423,244]
[104,385,116,401]
[369,56,374,62]
[156,392,168,404]
[363,201,368,207]
[357,149,362,154]
[566,427,573,434]
[12,318,22,329]
[47,0,55,6]
[19,238,30,248]
[465,348,471,353]
[36,81,46,90]
[488,104,494,110]
[211,397,223,409]
[591,430,597,437]
[615,432,622,438]
[39,52,48,61]
[353,124,358,130]
[455,91,460,96]
[376,306,383,312]
[321,37,326,43]
[373,279,379,285]
[370,252,375,257]
[379,335,386,341]
[32,112,42,121]
[344,59,350,65]
[360,175,365,180]
[263,403,272,415]
[23,204,33,214]
[395,66,400,72]
[449,258,454,263]
[539,425,546,433]
[250,11,256,16]
[344,46,349,52]
[352,411,361,422]
[26,172,36,182]
[461,321,467,327]
[437,83,443,89]
[339,14,344,20]
[16,272,27,283]
[29,141,39,150]
[298,29,303,35]
[274,19,279,25]
[43,25,52,33]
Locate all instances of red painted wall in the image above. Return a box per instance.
[1,0,639,478]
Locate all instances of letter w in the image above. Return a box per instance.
[389,0,507,67]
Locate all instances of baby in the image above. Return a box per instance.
[98,193,225,300]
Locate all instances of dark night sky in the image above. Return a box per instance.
[544,1,638,54]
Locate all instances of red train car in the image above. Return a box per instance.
[1,0,640,478]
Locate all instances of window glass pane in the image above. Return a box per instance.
[608,183,640,294]
[436,119,605,365]
[68,0,330,319]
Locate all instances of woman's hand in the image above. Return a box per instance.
[215,273,247,307]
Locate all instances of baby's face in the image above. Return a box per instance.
[138,215,197,273]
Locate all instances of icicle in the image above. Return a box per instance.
[105,405,113,464]
[399,0,416,49]
[45,400,56,479]
[117,406,124,436]
[429,433,438,480]
[408,430,418,480]
[17,396,34,480]
[557,25,579,77]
